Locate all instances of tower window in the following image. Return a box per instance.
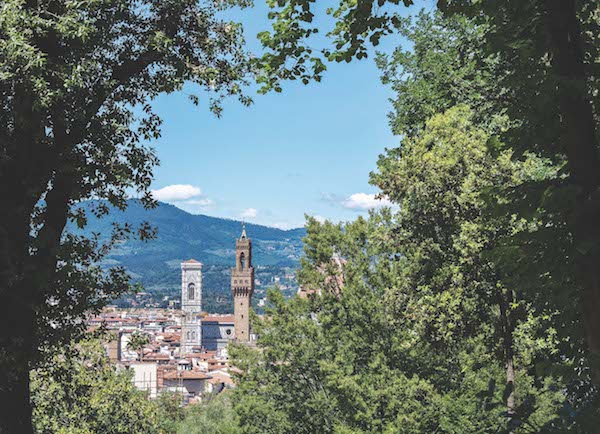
[240,252,245,270]
[188,283,195,300]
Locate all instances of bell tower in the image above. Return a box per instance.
[231,224,254,342]
[181,259,202,354]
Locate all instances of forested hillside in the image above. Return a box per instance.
[69,200,305,310]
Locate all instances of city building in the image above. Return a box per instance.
[231,224,254,342]
[162,370,210,400]
[181,259,203,353]
[201,315,235,350]
[129,362,159,399]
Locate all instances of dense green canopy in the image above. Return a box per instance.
[2,0,599,432]
[1,0,255,431]
[230,4,600,431]
[231,106,598,433]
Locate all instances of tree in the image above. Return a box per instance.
[373,105,587,431]
[0,0,255,431]
[374,11,600,427]
[256,0,600,373]
[176,395,241,434]
[230,289,335,433]
[30,336,163,434]
[127,331,150,362]
[374,11,506,139]
[444,0,600,381]
[231,108,587,433]
[155,391,187,434]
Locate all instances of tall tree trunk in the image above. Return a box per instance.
[0,125,72,433]
[0,82,46,433]
[0,289,35,434]
[0,201,41,434]
[0,189,73,434]
[546,0,600,375]
[498,287,517,432]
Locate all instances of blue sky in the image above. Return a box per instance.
[147,2,427,229]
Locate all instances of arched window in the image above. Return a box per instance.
[191,331,196,340]
[188,283,195,300]
[239,253,245,270]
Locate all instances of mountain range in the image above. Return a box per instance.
[70,200,306,302]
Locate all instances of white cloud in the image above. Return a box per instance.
[151,184,203,202]
[240,208,258,219]
[342,193,392,210]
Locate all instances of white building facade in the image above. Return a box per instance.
[129,362,158,399]
[181,259,203,353]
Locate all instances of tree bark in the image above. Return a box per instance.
[0,284,36,434]
[0,95,74,433]
[498,287,516,432]
[0,77,48,433]
[0,179,56,434]
[0,202,38,434]
[0,169,74,434]
[546,0,600,373]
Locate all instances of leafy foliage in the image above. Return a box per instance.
[375,11,508,138]
[1,0,255,353]
[127,331,150,362]
[231,107,595,433]
[1,0,258,428]
[155,392,187,434]
[256,3,600,374]
[255,3,600,354]
[176,395,241,434]
[31,337,162,434]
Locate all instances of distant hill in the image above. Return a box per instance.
[70,200,306,302]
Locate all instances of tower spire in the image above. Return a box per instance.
[231,225,253,342]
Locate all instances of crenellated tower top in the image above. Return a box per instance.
[231,223,254,342]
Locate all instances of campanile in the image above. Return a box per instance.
[181,259,202,353]
[231,224,254,342]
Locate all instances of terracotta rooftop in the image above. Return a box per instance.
[144,353,170,360]
[163,370,210,380]
[182,259,202,264]
[201,351,217,358]
[208,373,234,386]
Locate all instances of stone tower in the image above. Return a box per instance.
[231,224,254,342]
[181,259,202,354]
